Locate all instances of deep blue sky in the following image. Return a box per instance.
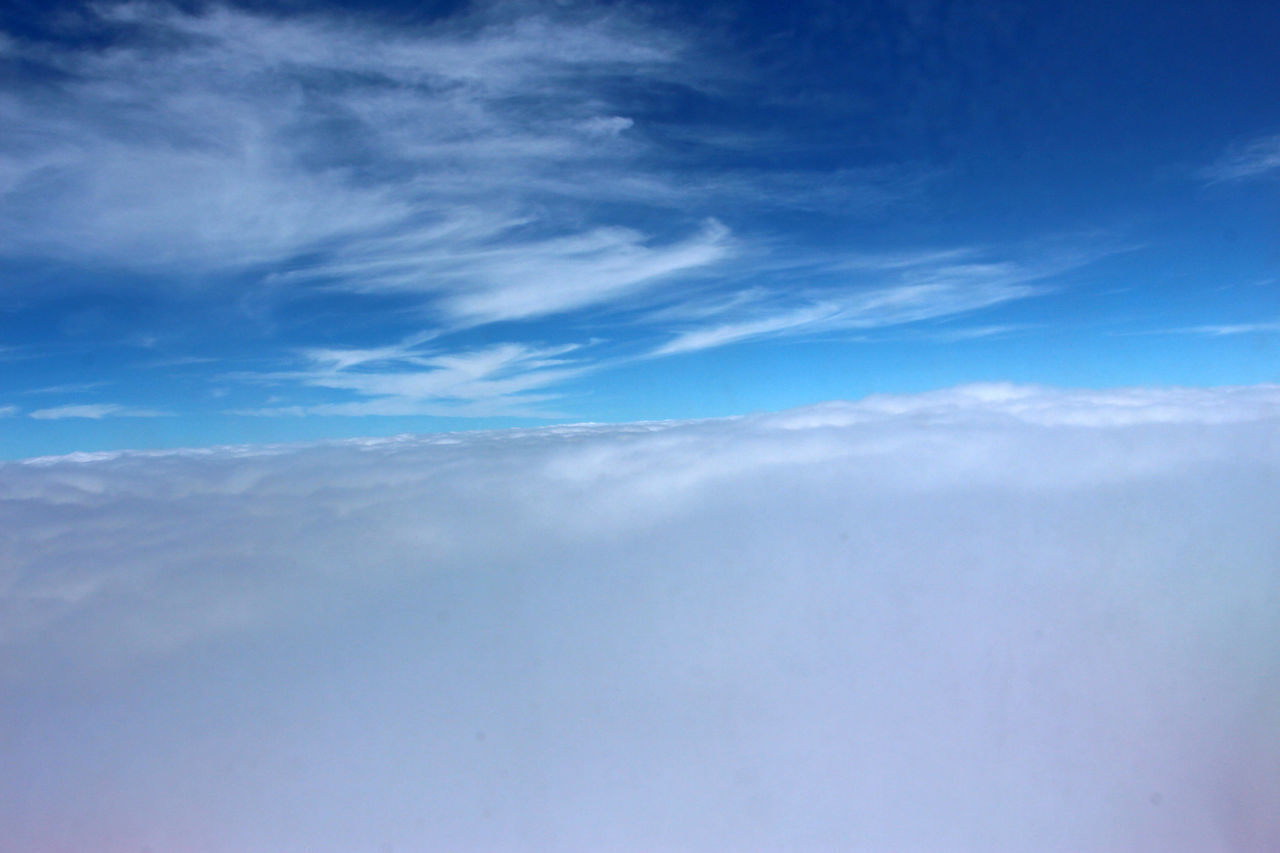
[2,0,1278,458]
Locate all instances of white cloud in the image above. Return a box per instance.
[650,259,1048,356]
[578,115,635,136]
[20,381,113,395]
[2,383,1279,851]
[0,345,34,362]
[0,3,1107,420]
[921,323,1029,341]
[248,248,1047,410]
[239,338,590,417]
[651,301,838,355]
[756,381,1280,428]
[292,218,733,324]
[0,404,17,417]
[0,1,944,346]
[1201,133,1280,182]
[437,219,732,323]
[1172,320,1280,336]
[1127,319,1280,339]
[0,1,721,307]
[28,403,173,419]
[298,331,439,372]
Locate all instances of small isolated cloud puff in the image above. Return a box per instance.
[579,115,635,136]
[2,383,1279,852]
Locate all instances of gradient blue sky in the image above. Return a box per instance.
[1,0,1278,458]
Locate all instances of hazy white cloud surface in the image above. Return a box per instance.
[2,383,1279,852]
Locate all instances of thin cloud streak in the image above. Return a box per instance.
[287,218,734,325]
[1174,320,1280,336]
[1128,319,1280,337]
[238,339,590,418]
[921,323,1031,341]
[650,262,1049,357]
[20,381,113,395]
[28,403,174,420]
[1201,132,1280,183]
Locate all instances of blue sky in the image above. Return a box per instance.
[2,0,1278,458]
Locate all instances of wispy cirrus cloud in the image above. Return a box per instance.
[0,2,719,294]
[649,258,1055,357]
[20,381,112,395]
[243,250,1071,412]
[0,346,35,362]
[1130,319,1280,337]
[0,1,931,336]
[298,331,440,372]
[0,2,1147,427]
[238,337,589,418]
[233,245,1101,415]
[921,323,1030,341]
[28,403,173,420]
[282,218,733,325]
[1172,320,1280,336]
[1201,132,1280,183]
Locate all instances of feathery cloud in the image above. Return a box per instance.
[650,259,1054,356]
[28,403,173,419]
[1201,133,1280,182]
[239,338,589,417]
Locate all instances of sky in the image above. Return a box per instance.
[3,384,1279,850]
[2,5,1280,851]
[0,0,1278,458]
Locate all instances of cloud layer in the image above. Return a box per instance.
[3,383,1278,851]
